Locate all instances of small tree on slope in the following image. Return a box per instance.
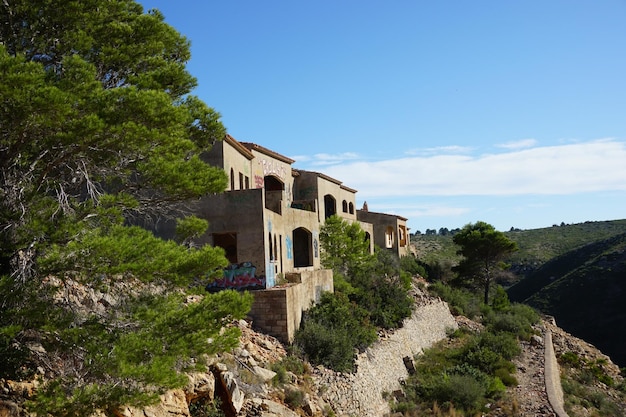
[452,221,518,304]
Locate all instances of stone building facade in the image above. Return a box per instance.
[357,207,410,258]
[197,136,365,286]
[146,134,409,340]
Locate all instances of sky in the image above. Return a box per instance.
[138,0,626,233]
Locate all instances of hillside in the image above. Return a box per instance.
[411,219,626,286]
[412,220,626,368]
[412,219,626,281]
[508,232,626,367]
[506,219,626,277]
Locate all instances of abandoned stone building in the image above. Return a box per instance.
[149,134,409,341]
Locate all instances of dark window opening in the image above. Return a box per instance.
[264,175,284,214]
[213,233,237,264]
[293,227,313,267]
[324,194,336,219]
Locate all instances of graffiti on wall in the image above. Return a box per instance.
[265,261,276,289]
[260,159,287,179]
[285,236,293,260]
[206,262,266,291]
[254,175,264,188]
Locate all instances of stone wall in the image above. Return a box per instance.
[313,297,458,417]
[247,269,333,343]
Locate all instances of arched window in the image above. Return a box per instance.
[342,200,348,213]
[264,175,284,214]
[324,194,336,219]
[230,168,235,190]
[385,226,395,248]
[293,227,313,267]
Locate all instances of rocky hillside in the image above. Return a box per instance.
[508,232,626,368]
[2,282,624,417]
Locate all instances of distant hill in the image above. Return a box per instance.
[412,219,626,281]
[412,219,626,367]
[506,219,626,278]
[508,231,626,367]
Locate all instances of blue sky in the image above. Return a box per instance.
[139,0,626,233]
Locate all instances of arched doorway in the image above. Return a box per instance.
[292,227,313,267]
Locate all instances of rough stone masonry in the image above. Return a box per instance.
[312,297,458,417]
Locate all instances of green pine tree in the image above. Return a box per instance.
[0,1,250,414]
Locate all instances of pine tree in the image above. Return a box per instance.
[0,1,251,414]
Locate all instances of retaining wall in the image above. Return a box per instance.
[314,298,458,417]
[247,269,333,343]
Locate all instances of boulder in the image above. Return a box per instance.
[253,366,277,382]
[115,389,189,417]
[186,372,215,402]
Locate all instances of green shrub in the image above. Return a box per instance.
[294,320,355,372]
[559,351,583,368]
[487,376,507,398]
[284,388,305,409]
[392,401,417,413]
[189,398,225,417]
[399,254,428,278]
[271,355,307,385]
[294,292,377,372]
[428,281,481,318]
[465,346,502,374]
[494,367,518,386]
[478,331,521,360]
[483,303,538,340]
[421,373,487,412]
[353,273,413,329]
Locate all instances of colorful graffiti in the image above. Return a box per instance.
[260,159,287,179]
[206,262,266,292]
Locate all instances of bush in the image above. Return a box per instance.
[399,255,428,278]
[494,367,518,386]
[560,351,583,368]
[353,273,413,329]
[428,281,481,318]
[421,373,487,412]
[284,388,305,409]
[484,303,538,340]
[478,332,521,360]
[294,292,377,372]
[271,355,307,385]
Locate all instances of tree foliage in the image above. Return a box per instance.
[0,0,228,279]
[452,221,518,304]
[0,1,250,413]
[298,216,414,371]
[319,215,374,278]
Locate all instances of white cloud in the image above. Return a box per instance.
[317,139,626,198]
[405,145,473,156]
[495,138,538,150]
[297,152,361,166]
